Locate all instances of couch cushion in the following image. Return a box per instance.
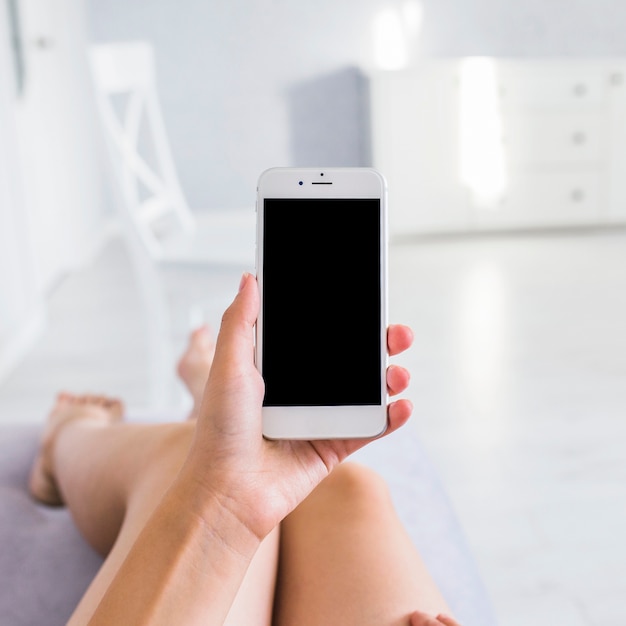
[0,425,102,626]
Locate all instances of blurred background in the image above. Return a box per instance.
[1,1,626,625]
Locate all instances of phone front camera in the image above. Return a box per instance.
[298,181,303,186]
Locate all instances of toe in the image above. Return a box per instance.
[105,398,125,419]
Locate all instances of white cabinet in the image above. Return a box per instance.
[370,59,626,237]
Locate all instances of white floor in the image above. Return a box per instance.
[1,229,625,626]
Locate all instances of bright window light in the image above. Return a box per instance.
[372,8,408,70]
[402,0,423,36]
[459,57,507,207]
[372,2,423,70]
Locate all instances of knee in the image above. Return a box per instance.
[315,462,392,511]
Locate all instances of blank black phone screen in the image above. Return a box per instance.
[261,198,382,407]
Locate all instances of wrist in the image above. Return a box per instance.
[89,470,262,626]
[171,459,268,550]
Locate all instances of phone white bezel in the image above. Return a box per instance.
[255,167,389,440]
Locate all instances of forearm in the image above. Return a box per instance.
[88,476,261,626]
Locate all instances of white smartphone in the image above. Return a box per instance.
[255,167,388,440]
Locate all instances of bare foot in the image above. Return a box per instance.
[176,325,215,419]
[29,393,124,506]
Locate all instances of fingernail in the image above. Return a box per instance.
[238,272,249,293]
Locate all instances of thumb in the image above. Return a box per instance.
[200,273,262,415]
[211,272,259,378]
[188,274,263,466]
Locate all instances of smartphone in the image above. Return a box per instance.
[255,167,388,440]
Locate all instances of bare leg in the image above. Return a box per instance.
[29,394,278,626]
[274,462,453,626]
[176,325,215,419]
[28,392,125,508]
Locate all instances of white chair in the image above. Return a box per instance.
[89,41,256,408]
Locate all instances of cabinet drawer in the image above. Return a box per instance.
[471,169,604,228]
[502,111,606,165]
[497,65,608,109]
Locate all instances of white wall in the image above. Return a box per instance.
[86,0,626,212]
[86,0,408,210]
[420,0,626,57]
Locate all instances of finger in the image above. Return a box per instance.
[322,397,413,463]
[387,364,410,396]
[386,398,413,434]
[436,614,462,626]
[217,273,259,350]
[388,324,414,356]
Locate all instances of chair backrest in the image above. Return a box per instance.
[89,41,195,258]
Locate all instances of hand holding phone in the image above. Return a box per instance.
[186,271,413,542]
[255,167,389,439]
